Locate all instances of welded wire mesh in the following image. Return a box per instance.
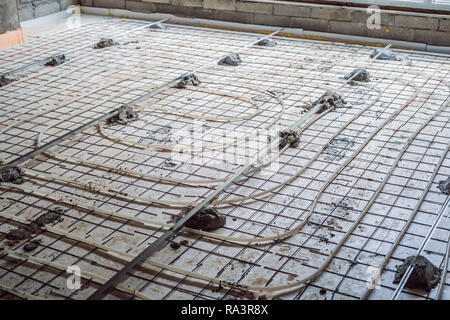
[0,18,449,300]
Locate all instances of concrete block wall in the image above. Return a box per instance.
[0,0,21,33]
[80,0,450,46]
[19,0,80,21]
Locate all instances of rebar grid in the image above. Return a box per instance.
[0,18,449,300]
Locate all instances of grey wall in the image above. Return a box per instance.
[0,0,21,33]
[80,0,450,46]
[19,0,80,21]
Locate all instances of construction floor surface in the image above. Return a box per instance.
[0,14,449,300]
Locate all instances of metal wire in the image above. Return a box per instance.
[0,18,449,300]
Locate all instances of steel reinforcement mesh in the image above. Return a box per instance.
[0,17,449,300]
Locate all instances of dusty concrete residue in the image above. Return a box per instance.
[309,90,346,114]
[177,73,201,88]
[278,129,300,149]
[6,229,30,241]
[256,39,277,47]
[370,48,398,61]
[93,38,118,49]
[148,23,167,30]
[107,106,139,126]
[45,54,66,67]
[0,166,25,184]
[138,125,173,144]
[324,138,355,161]
[34,208,65,226]
[169,239,189,250]
[218,53,241,66]
[438,177,450,194]
[393,255,441,291]
[175,207,226,231]
[4,208,65,246]
[344,68,370,82]
[0,75,15,87]
[170,241,181,250]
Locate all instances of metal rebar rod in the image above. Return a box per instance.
[3,57,57,76]
[437,235,450,300]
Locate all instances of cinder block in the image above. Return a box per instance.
[367,26,414,42]
[351,10,394,26]
[203,0,236,11]
[329,21,367,37]
[153,3,211,18]
[170,0,203,8]
[126,0,157,12]
[387,26,415,42]
[80,0,94,6]
[311,7,351,21]
[273,4,310,18]
[189,7,216,19]
[142,0,171,4]
[414,29,450,46]
[366,26,390,40]
[237,1,273,15]
[291,17,328,32]
[18,4,35,21]
[395,15,438,30]
[1,0,21,31]
[254,13,291,27]
[351,11,368,24]
[214,10,254,25]
[34,1,61,18]
[439,18,450,32]
[94,0,125,8]
[153,3,188,14]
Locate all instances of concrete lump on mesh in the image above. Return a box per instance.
[218,53,241,66]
